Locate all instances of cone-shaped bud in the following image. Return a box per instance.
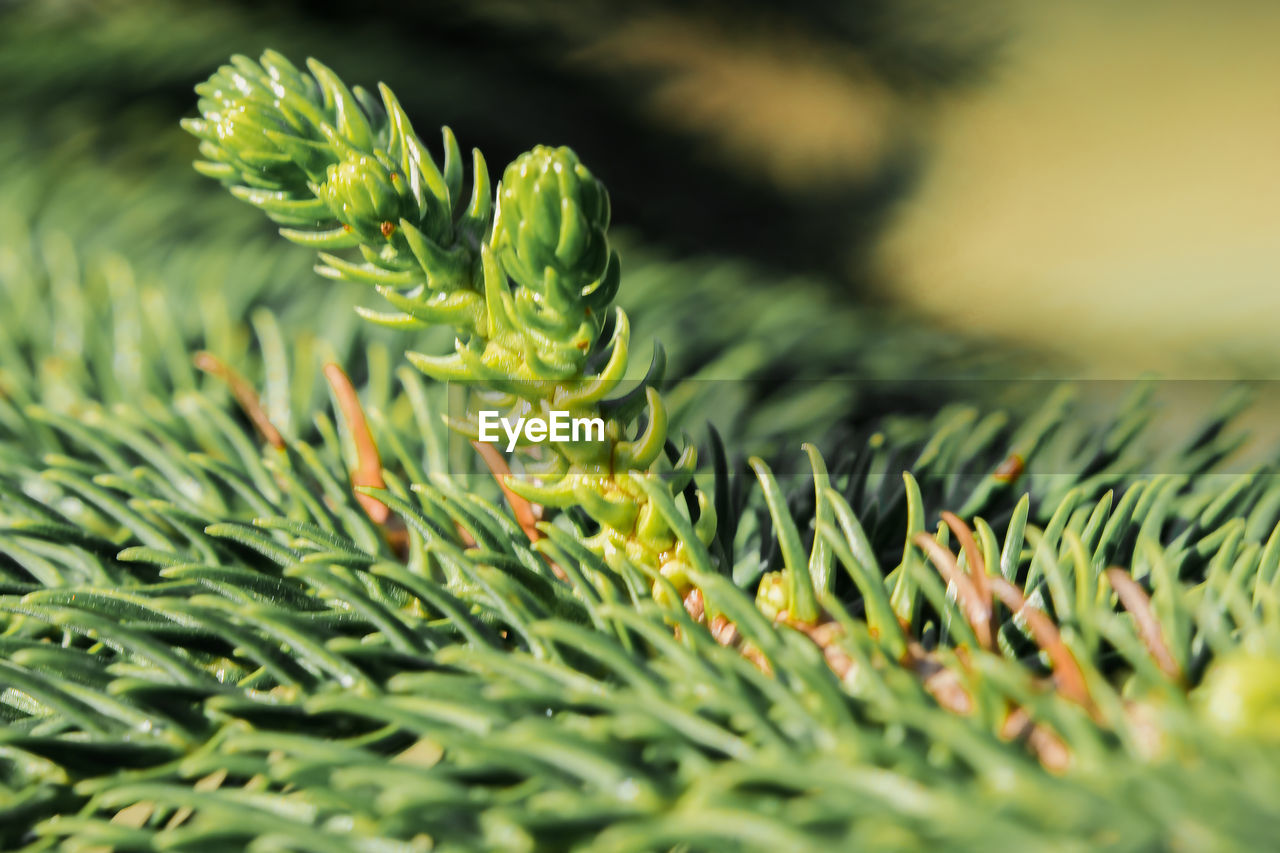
[188,62,321,195]
[755,572,789,622]
[493,145,611,297]
[319,156,407,241]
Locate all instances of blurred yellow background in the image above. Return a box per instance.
[561,0,1280,377]
[876,0,1280,377]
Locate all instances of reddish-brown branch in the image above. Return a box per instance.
[472,441,543,543]
[990,576,1094,711]
[941,511,993,639]
[796,619,854,684]
[194,351,284,449]
[323,364,390,525]
[914,532,994,651]
[681,510,1173,771]
[683,588,768,672]
[1106,567,1182,682]
[677,516,1181,772]
[1000,707,1070,772]
[471,442,563,578]
[909,642,975,716]
[685,567,1095,769]
[994,452,1025,484]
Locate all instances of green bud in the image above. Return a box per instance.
[493,145,611,295]
[1197,653,1280,742]
[652,559,694,608]
[755,572,789,622]
[319,156,406,240]
[188,61,321,193]
[213,104,278,164]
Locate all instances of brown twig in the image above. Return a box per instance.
[685,566,1089,769]
[1000,707,1070,772]
[683,588,768,672]
[994,452,1025,484]
[990,576,1094,711]
[193,351,284,449]
[472,441,543,543]
[941,511,993,644]
[683,512,1169,772]
[909,642,975,716]
[1106,567,1182,682]
[472,441,564,577]
[914,532,994,651]
[323,363,390,525]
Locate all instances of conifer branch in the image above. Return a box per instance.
[184,51,811,621]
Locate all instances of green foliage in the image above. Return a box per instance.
[2,308,1280,848]
[184,53,714,606]
[2,23,1280,853]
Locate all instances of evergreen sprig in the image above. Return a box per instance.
[3,32,1280,853]
[185,51,719,617]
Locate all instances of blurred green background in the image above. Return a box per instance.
[2,0,1276,433]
